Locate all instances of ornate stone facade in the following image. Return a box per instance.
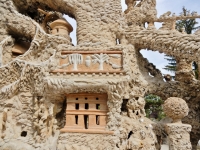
[0,0,200,149]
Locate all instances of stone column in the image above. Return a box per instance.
[165,123,192,150]
[163,97,192,150]
[175,58,194,82]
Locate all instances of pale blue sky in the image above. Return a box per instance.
[140,0,200,75]
[65,0,200,75]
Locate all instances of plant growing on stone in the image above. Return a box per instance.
[68,54,83,71]
[91,53,109,70]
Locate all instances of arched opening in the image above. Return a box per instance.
[0,34,31,65]
[139,45,195,82]
[11,36,31,58]
[140,49,195,82]
[11,2,76,46]
[140,49,174,81]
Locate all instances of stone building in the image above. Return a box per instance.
[0,0,200,149]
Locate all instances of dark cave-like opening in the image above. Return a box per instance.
[21,131,27,137]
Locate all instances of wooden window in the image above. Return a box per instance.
[61,93,113,134]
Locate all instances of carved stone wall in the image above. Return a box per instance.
[0,0,200,149]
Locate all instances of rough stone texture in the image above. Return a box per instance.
[163,97,192,150]
[165,124,192,150]
[0,0,200,150]
[163,97,189,123]
[58,133,117,150]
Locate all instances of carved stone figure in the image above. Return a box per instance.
[85,56,91,67]
[127,96,146,118]
[69,54,83,70]
[91,53,109,70]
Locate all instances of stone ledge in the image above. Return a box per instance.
[60,128,114,134]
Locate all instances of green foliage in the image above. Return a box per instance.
[144,94,165,121]
[164,7,200,78]
[163,55,176,73]
[176,7,200,34]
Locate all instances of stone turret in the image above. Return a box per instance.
[50,19,73,43]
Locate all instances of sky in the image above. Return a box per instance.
[65,0,200,75]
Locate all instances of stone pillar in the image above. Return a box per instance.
[165,123,192,150]
[125,0,136,14]
[163,97,192,150]
[176,58,194,82]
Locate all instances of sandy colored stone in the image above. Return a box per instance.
[163,97,189,123]
[0,0,200,149]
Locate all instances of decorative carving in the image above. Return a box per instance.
[91,53,109,70]
[68,54,83,71]
[54,51,123,73]
[163,97,189,123]
[127,96,146,119]
[85,56,91,67]
[0,0,200,149]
